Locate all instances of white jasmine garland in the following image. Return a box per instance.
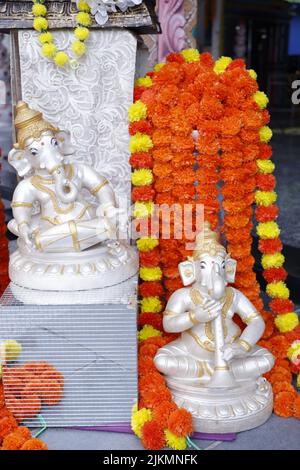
[77,0,143,26]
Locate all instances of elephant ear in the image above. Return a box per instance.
[178,260,196,286]
[55,130,75,156]
[8,147,31,177]
[225,257,237,283]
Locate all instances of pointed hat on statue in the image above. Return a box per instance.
[193,221,227,260]
[14,101,58,150]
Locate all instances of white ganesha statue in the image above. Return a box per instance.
[8,101,137,291]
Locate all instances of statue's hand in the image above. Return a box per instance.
[18,223,34,249]
[194,298,224,321]
[221,343,247,362]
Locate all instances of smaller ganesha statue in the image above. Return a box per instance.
[8,102,137,291]
[154,222,275,433]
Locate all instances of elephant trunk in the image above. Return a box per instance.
[211,264,226,300]
[51,166,78,204]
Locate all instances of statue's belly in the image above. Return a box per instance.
[182,320,241,359]
[41,199,94,226]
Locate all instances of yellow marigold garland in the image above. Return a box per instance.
[130,49,300,449]
[32,0,91,68]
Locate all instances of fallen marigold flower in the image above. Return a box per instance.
[21,438,48,450]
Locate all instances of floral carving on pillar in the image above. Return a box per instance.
[157,0,186,62]
[141,0,197,68]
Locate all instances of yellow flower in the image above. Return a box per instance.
[257,159,275,174]
[266,281,289,299]
[287,340,300,362]
[42,43,57,58]
[256,221,280,239]
[275,313,299,333]
[141,296,162,314]
[261,253,285,270]
[72,40,86,57]
[131,169,153,187]
[32,4,47,17]
[39,32,53,44]
[135,76,153,88]
[214,56,232,74]
[255,190,277,206]
[133,201,154,219]
[154,63,165,72]
[131,404,152,438]
[259,126,272,143]
[253,91,269,109]
[77,1,91,12]
[136,237,159,252]
[297,373,300,389]
[76,12,91,27]
[54,52,69,67]
[248,69,257,80]
[128,100,147,123]
[139,266,162,282]
[33,17,48,32]
[138,325,162,342]
[181,48,200,63]
[130,133,153,154]
[164,430,187,450]
[3,339,22,361]
[74,27,90,41]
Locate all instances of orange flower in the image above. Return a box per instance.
[130,153,153,169]
[141,420,165,450]
[273,381,297,396]
[267,335,289,359]
[258,238,282,254]
[1,427,31,450]
[132,186,155,202]
[255,205,279,223]
[142,387,172,409]
[138,372,165,391]
[166,52,185,64]
[154,177,174,193]
[269,298,294,315]
[139,313,163,331]
[129,120,153,136]
[227,240,252,259]
[256,173,276,191]
[157,84,179,106]
[171,136,194,152]
[259,144,272,159]
[263,267,287,284]
[164,278,183,293]
[262,317,274,339]
[0,415,18,439]
[153,162,172,178]
[139,281,164,297]
[140,248,160,267]
[167,408,193,437]
[152,147,173,162]
[152,129,173,147]
[293,396,300,419]
[138,356,157,376]
[242,109,263,129]
[21,438,48,450]
[274,391,295,418]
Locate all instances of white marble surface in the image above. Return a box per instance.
[18,29,137,204]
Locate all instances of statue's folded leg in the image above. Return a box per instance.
[154,340,213,381]
[34,218,110,253]
[231,345,274,381]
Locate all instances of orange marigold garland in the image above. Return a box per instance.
[130,50,300,449]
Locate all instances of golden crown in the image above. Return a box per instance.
[192,221,227,260]
[13,101,58,149]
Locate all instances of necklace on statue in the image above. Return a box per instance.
[32,0,92,69]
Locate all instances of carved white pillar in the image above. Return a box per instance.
[18,29,137,202]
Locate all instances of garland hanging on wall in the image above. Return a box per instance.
[129,49,300,450]
[32,0,91,68]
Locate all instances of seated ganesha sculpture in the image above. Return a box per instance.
[7,102,137,291]
[154,222,275,433]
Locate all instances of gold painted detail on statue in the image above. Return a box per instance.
[163,309,178,317]
[186,330,215,353]
[243,312,260,325]
[34,229,42,252]
[189,287,204,306]
[90,180,109,195]
[188,310,198,325]
[12,201,33,208]
[238,339,252,352]
[68,220,80,252]
[31,175,75,215]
